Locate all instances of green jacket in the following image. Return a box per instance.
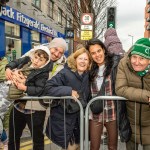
[0,57,8,82]
[115,55,150,144]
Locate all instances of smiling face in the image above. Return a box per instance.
[76,52,90,74]
[130,54,150,71]
[89,44,105,66]
[50,47,64,61]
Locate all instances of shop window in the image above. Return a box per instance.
[58,8,62,25]
[48,0,54,18]
[31,30,40,47]
[32,0,41,8]
[5,22,20,37]
[6,37,21,61]
[31,30,40,41]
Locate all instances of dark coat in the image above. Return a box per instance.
[6,56,53,96]
[43,65,91,148]
[110,55,132,142]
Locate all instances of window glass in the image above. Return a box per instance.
[5,22,20,36]
[31,30,40,41]
[58,8,62,24]
[32,0,41,8]
[48,0,54,18]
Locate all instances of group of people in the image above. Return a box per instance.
[0,27,150,150]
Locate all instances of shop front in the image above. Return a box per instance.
[0,6,64,60]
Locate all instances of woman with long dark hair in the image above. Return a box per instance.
[86,38,121,150]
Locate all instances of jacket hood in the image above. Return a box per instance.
[104,28,118,39]
[30,45,51,68]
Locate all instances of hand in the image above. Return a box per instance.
[71,90,79,101]
[13,79,27,91]
[12,70,26,84]
[5,68,13,80]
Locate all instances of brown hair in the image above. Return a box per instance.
[67,47,92,72]
[34,49,49,61]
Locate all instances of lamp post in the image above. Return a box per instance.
[128,34,134,46]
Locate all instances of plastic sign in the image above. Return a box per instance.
[81,31,93,40]
[81,13,93,25]
[81,25,93,30]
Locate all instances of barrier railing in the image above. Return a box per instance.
[20,96,84,150]
[84,96,127,150]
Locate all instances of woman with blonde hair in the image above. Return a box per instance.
[43,47,92,150]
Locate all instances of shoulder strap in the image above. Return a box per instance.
[96,76,106,96]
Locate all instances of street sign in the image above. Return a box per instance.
[80,13,93,41]
[81,13,93,25]
[81,25,93,30]
[81,31,93,40]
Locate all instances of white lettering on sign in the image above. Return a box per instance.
[17,12,40,29]
[0,7,14,19]
[0,6,57,36]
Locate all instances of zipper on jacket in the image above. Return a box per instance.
[139,76,144,145]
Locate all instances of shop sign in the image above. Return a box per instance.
[0,6,58,37]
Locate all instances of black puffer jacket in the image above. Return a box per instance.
[43,64,91,148]
[6,56,53,96]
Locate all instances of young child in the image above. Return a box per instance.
[5,45,53,150]
[6,45,51,101]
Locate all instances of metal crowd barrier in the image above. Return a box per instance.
[20,96,84,150]
[84,96,127,150]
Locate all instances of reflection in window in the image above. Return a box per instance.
[32,0,41,8]
[5,22,20,36]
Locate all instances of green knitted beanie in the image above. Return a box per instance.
[131,38,150,59]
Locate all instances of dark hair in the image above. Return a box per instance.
[86,38,114,81]
[34,49,49,61]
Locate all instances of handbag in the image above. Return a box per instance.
[60,91,87,114]
[90,77,106,114]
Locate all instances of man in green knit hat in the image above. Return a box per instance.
[115,38,150,150]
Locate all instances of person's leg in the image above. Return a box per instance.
[143,144,150,150]
[8,107,26,150]
[126,140,138,150]
[89,120,103,150]
[26,111,46,150]
[105,120,118,150]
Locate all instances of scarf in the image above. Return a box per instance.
[137,65,150,77]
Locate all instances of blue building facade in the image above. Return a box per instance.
[0,6,65,59]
